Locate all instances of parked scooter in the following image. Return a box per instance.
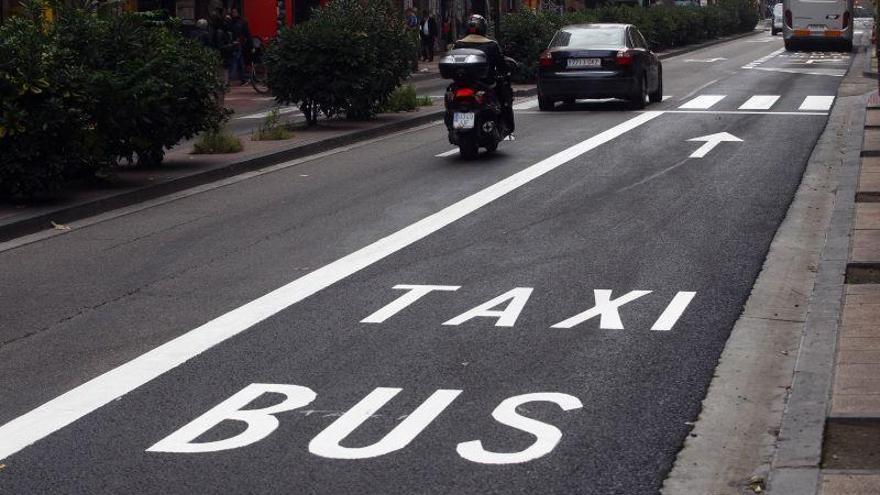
[439,49,517,159]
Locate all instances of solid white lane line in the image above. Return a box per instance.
[436,149,459,157]
[661,110,828,116]
[0,111,664,461]
[799,95,835,111]
[739,95,780,110]
[679,95,726,110]
[662,95,673,101]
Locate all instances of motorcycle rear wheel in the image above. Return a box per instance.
[459,134,479,160]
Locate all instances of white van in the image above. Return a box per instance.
[782,0,854,51]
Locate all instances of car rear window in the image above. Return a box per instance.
[550,28,625,48]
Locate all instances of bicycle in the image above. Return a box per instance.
[249,36,270,94]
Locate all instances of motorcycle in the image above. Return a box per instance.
[439,49,518,159]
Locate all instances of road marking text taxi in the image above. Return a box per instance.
[361,285,697,331]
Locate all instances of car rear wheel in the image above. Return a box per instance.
[841,40,853,52]
[538,96,555,111]
[629,74,648,110]
[648,67,663,104]
[784,39,794,51]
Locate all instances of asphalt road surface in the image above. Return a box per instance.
[0,30,859,494]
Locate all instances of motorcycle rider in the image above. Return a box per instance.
[453,14,514,135]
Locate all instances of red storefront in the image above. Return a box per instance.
[243,0,326,39]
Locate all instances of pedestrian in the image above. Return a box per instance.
[442,13,453,49]
[215,16,235,104]
[227,8,252,85]
[419,10,437,62]
[405,8,419,30]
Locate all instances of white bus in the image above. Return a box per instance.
[783,0,855,51]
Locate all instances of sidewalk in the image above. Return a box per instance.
[764,44,880,493]
[819,84,880,494]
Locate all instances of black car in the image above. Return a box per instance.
[536,24,662,111]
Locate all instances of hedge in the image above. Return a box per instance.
[501,0,759,82]
[266,0,415,125]
[0,1,225,198]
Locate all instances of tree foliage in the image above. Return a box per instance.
[265,0,416,124]
[0,0,225,198]
[501,0,759,82]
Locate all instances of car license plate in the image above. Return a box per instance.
[453,112,475,130]
[567,58,602,69]
[809,24,827,30]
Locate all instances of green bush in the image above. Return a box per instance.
[265,0,416,125]
[0,0,225,198]
[0,2,95,197]
[193,127,243,154]
[252,108,293,141]
[379,84,432,113]
[500,0,758,82]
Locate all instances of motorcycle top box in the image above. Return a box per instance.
[439,49,490,82]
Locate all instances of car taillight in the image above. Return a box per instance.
[784,10,792,27]
[616,50,634,66]
[843,11,851,28]
[539,50,554,67]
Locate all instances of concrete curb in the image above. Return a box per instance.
[766,92,868,494]
[863,44,877,78]
[0,91,532,243]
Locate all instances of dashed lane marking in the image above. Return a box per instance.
[799,95,835,111]
[679,95,726,109]
[739,95,781,110]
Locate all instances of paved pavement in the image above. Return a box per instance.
[0,30,868,494]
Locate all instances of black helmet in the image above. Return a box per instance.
[466,14,488,36]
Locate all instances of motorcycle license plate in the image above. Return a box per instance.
[453,112,475,130]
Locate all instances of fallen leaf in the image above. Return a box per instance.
[749,475,766,493]
[0,463,5,470]
[50,221,71,231]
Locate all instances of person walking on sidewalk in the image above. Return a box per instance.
[419,10,437,62]
[227,8,252,85]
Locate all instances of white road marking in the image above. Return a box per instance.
[752,66,845,77]
[742,47,786,69]
[512,99,539,110]
[799,95,835,111]
[662,96,673,101]
[679,95,726,110]
[651,292,697,331]
[687,132,742,158]
[739,95,781,110]
[436,149,459,157]
[684,57,727,63]
[236,106,301,120]
[660,110,828,116]
[0,111,664,461]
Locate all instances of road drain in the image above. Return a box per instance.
[822,418,880,469]
[845,263,880,283]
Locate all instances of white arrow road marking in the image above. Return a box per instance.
[0,111,664,461]
[687,132,742,158]
[683,57,727,63]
